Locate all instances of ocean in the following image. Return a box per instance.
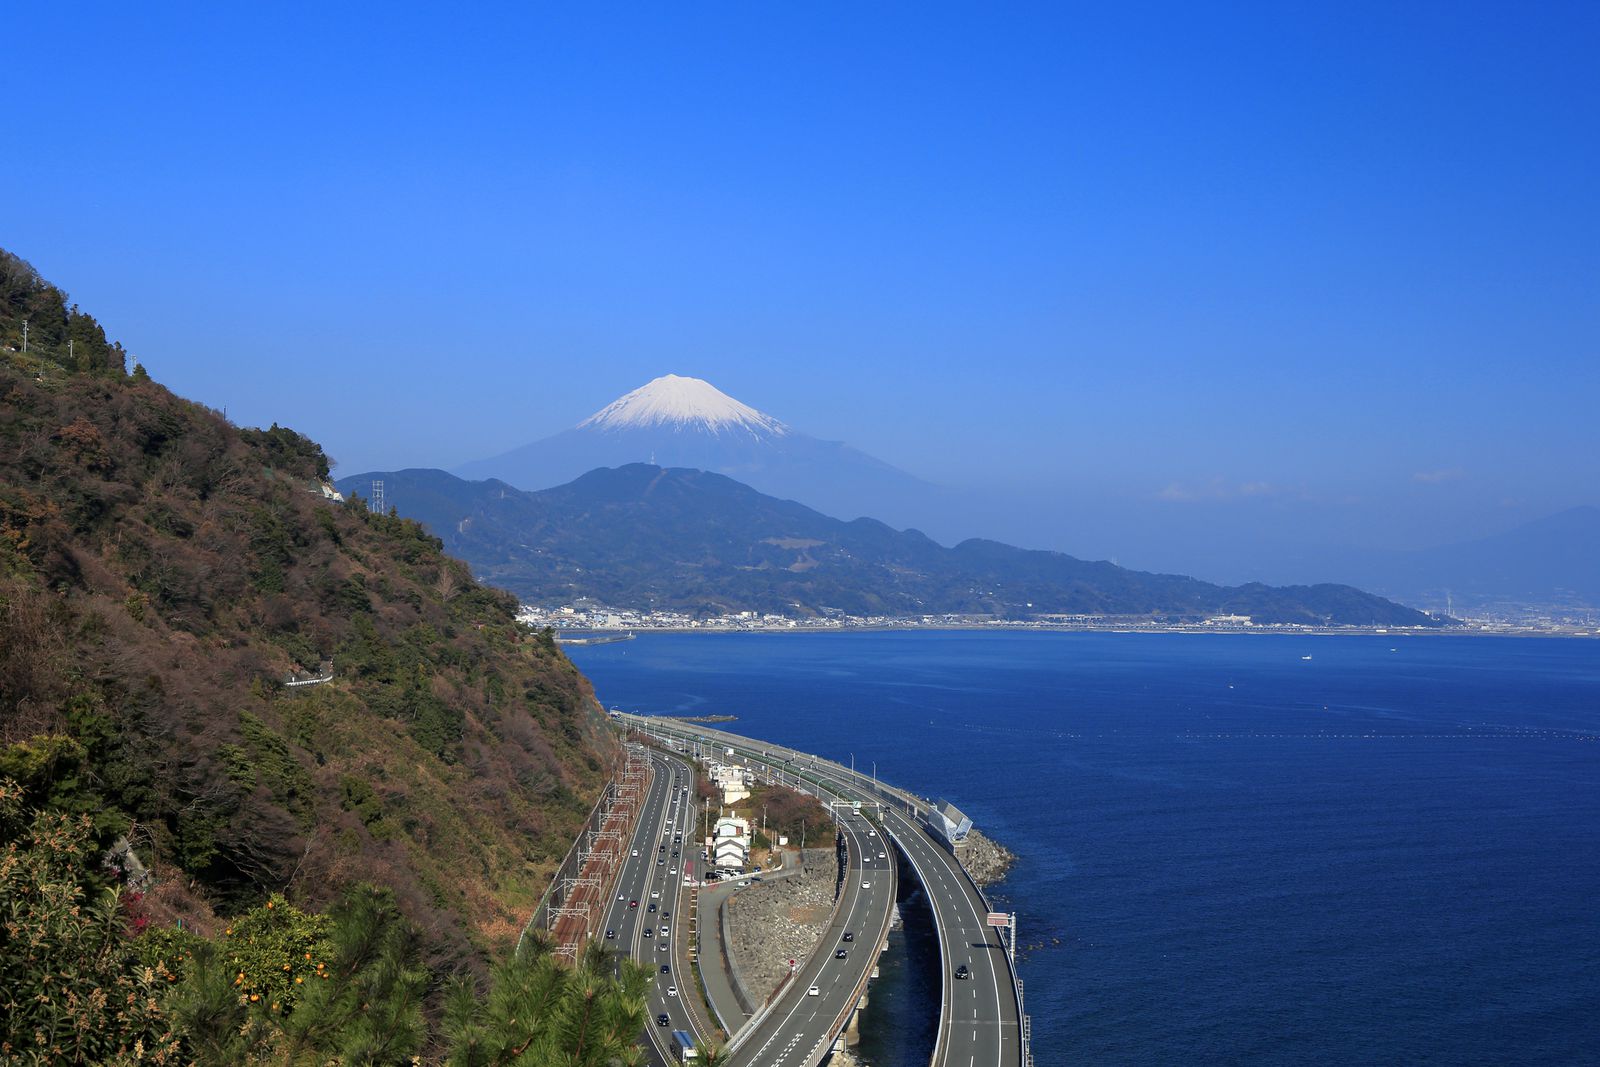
[567,632,1600,1065]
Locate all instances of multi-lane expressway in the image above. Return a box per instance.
[598,745,709,1064]
[602,740,898,1066]
[619,714,1028,1067]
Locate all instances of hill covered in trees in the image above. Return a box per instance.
[340,464,1443,627]
[1,248,617,976]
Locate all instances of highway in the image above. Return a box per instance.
[718,775,896,1067]
[598,745,711,1064]
[621,714,1028,1067]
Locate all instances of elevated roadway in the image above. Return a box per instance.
[621,714,1029,1067]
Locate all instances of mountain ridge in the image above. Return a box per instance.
[1,246,614,967]
[339,463,1441,627]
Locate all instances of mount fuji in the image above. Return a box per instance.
[454,374,941,526]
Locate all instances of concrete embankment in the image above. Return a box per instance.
[724,847,839,1006]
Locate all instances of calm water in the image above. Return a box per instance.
[569,632,1600,1064]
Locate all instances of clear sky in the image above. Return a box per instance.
[4,3,1596,573]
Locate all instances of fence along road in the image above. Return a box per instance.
[621,713,1027,1067]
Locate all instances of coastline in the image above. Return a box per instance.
[558,623,1599,639]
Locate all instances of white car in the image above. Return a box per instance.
[631,849,639,857]
[861,881,871,889]
[807,985,820,997]
[868,830,877,837]
[667,986,678,997]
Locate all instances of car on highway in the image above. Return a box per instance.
[667,986,678,998]
[660,964,671,974]
[835,949,848,959]
[736,880,750,887]
[955,964,970,980]
[661,910,671,920]
[605,929,616,940]
[656,1013,669,1027]
[861,881,871,889]
[629,900,638,909]
[642,929,652,938]
[631,849,639,856]
[807,985,820,997]
[868,830,877,837]
[841,931,854,942]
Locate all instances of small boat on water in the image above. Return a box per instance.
[1301,654,1313,661]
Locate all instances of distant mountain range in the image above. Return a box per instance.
[453,374,940,526]
[337,464,1441,627]
[1314,505,1600,612]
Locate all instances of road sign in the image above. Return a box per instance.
[788,958,797,972]
[986,912,1010,928]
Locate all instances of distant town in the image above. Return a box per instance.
[515,601,1600,637]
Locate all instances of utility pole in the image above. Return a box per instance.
[67,338,73,365]
[21,318,28,353]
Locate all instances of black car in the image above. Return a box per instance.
[841,931,854,942]
[955,964,970,980]
[656,1013,670,1027]
[605,929,615,940]
[647,902,657,913]
[835,949,848,959]
[642,928,652,938]
[660,964,671,974]
[661,910,671,920]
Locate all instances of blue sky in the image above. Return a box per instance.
[4,3,1596,571]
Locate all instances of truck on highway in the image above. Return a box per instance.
[671,1030,698,1061]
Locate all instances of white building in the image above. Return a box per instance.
[712,815,751,870]
[707,761,752,805]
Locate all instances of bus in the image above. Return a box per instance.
[671,1030,698,1062]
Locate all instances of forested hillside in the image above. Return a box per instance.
[341,464,1443,627]
[0,248,616,969]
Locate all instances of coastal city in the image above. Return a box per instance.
[516,600,1600,637]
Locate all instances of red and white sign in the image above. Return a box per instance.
[986,912,1010,928]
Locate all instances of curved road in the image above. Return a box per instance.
[621,715,1026,1067]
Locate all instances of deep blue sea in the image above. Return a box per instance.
[568,632,1600,1065]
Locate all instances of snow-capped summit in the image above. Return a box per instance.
[578,374,789,438]
[455,373,938,528]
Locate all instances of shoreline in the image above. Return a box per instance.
[559,623,1599,639]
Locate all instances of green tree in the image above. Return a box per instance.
[0,779,181,1064]
[164,885,426,1066]
[444,939,649,1067]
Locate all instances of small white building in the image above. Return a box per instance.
[707,761,753,805]
[714,837,749,869]
[713,815,751,870]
